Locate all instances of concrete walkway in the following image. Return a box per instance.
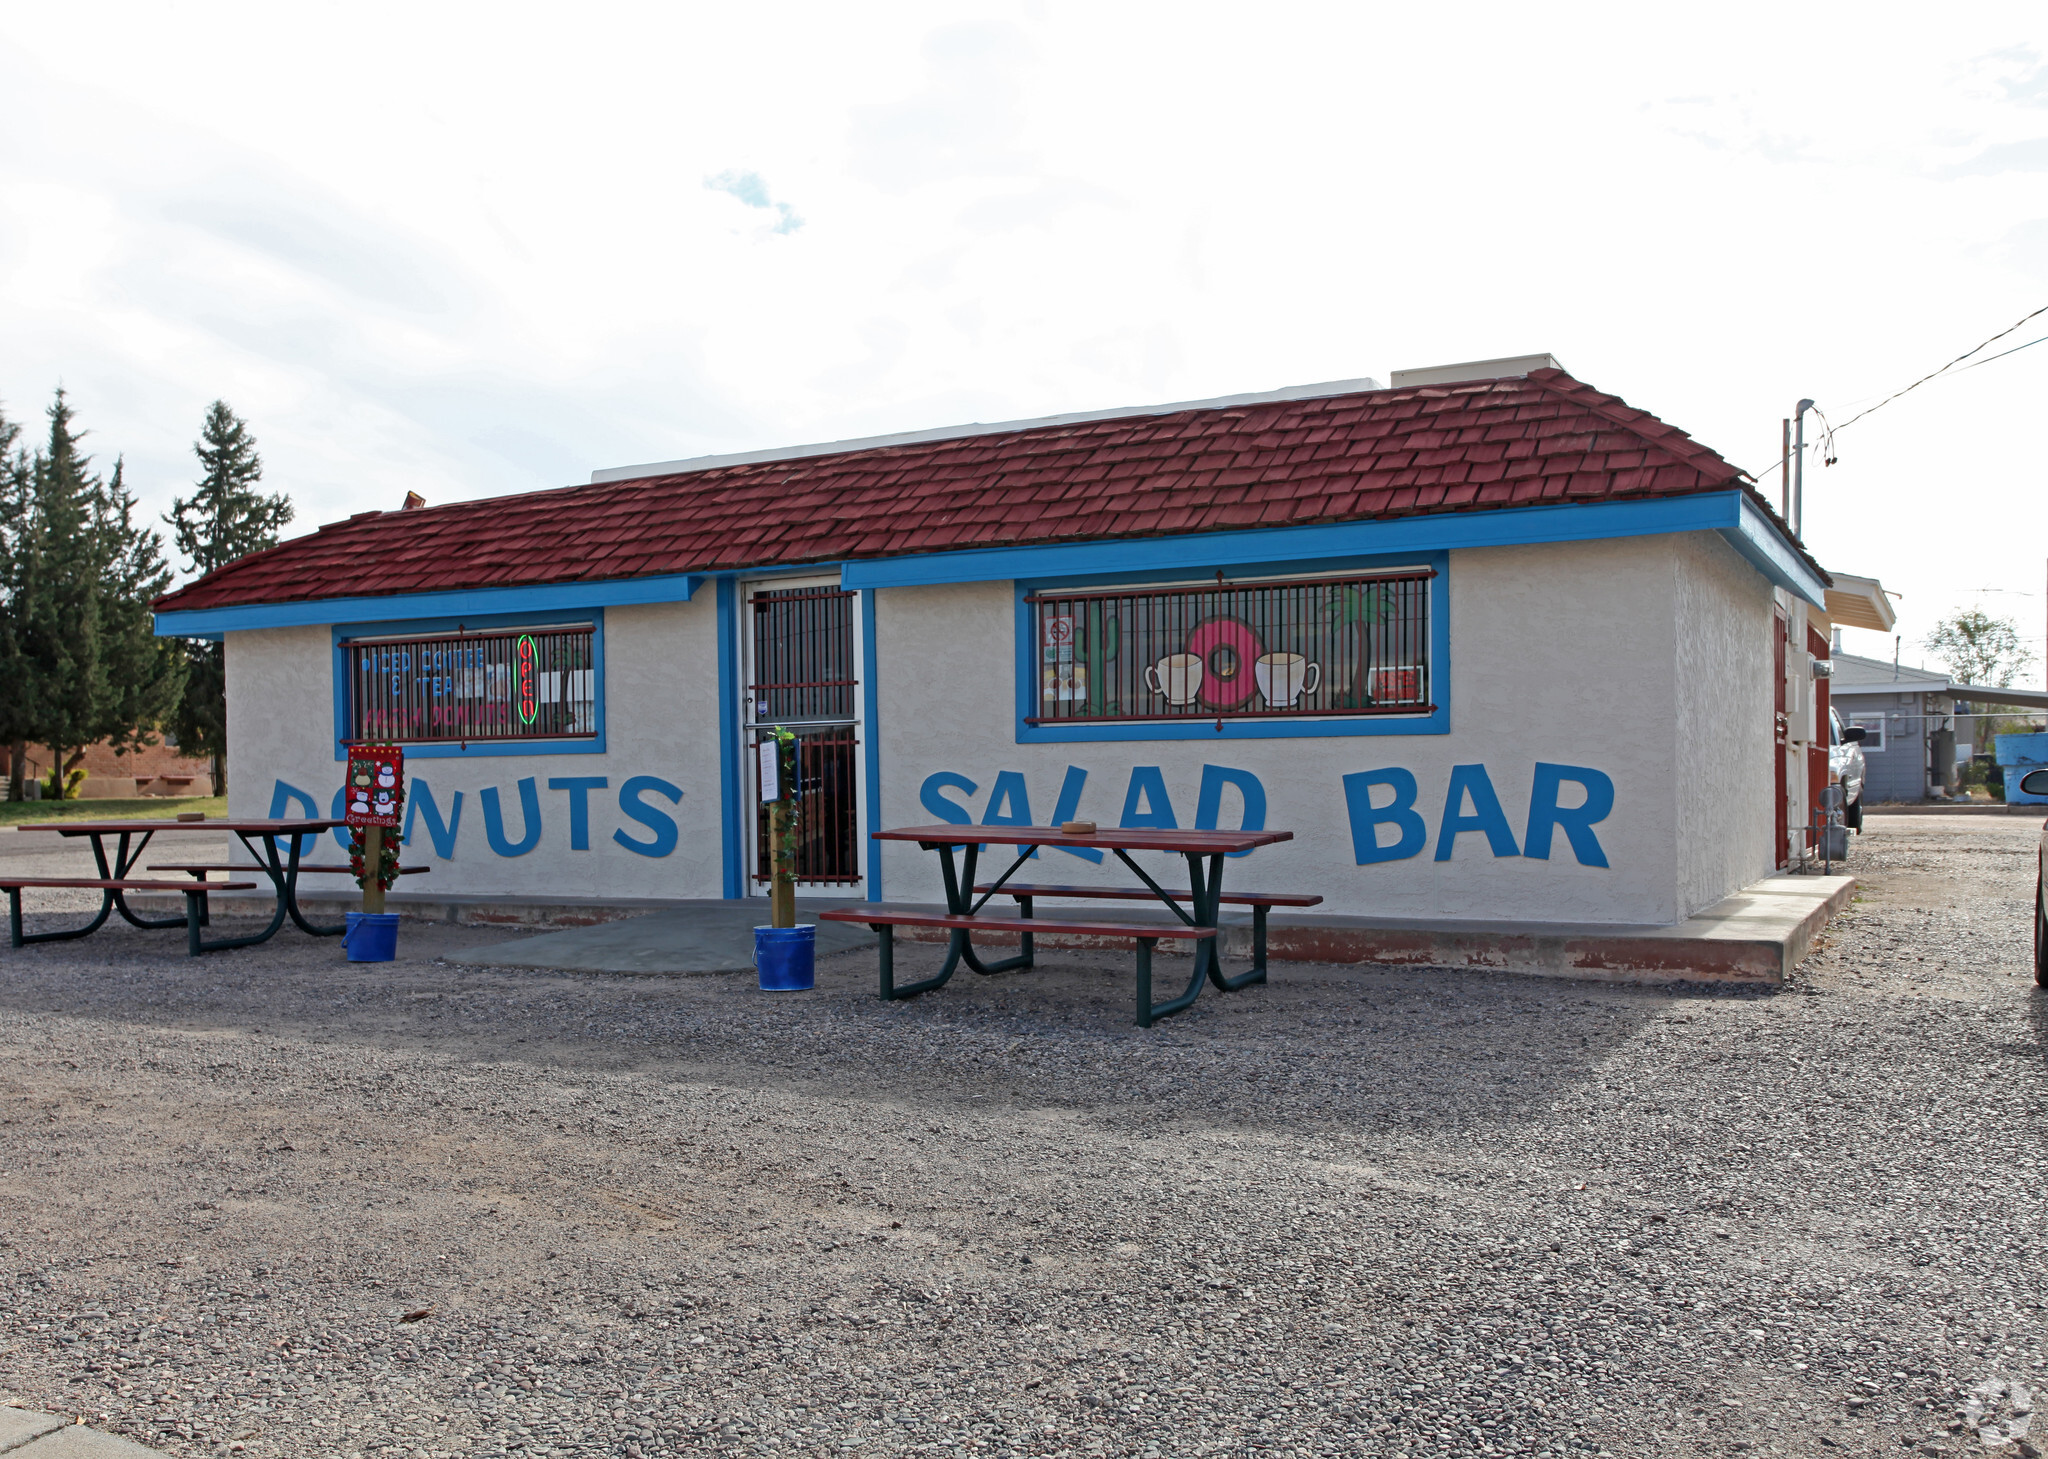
[447,898,877,974]
[0,1410,159,1457]
[438,875,1854,985]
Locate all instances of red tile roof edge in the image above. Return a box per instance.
[155,369,1823,614]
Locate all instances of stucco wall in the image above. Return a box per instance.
[225,600,725,898]
[871,535,1711,925]
[1672,532,1776,918]
[222,530,1783,925]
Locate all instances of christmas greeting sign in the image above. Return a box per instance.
[344,744,405,829]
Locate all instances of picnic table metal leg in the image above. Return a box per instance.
[99,831,186,932]
[7,885,118,946]
[257,832,347,938]
[180,869,213,927]
[185,889,206,958]
[872,921,973,1000]
[1193,851,1266,993]
[945,842,1032,977]
[179,833,292,953]
[1133,935,1211,1027]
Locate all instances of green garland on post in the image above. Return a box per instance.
[768,725,801,902]
[349,822,403,892]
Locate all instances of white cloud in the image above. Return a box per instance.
[0,0,2043,675]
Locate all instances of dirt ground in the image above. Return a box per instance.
[2,812,2045,1459]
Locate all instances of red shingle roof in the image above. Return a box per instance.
[154,368,1787,613]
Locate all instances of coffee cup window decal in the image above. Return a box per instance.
[1254,651,1321,708]
[1144,653,1204,705]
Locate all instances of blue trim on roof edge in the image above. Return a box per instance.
[1725,495,1828,606]
[841,491,1824,605]
[154,572,705,638]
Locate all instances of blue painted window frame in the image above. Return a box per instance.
[330,608,607,760]
[1013,550,1450,742]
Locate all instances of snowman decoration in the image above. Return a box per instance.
[372,763,398,819]
[349,765,374,818]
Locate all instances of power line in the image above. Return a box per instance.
[1830,303,2048,432]
[1955,331,2048,375]
[1742,304,2048,484]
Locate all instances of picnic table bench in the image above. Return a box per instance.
[147,862,431,879]
[970,882,1321,980]
[4,878,259,955]
[10,817,357,955]
[819,823,1296,1026]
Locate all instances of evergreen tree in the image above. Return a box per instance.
[12,390,108,798]
[93,456,186,763]
[6,391,186,800]
[0,403,28,799]
[165,401,293,795]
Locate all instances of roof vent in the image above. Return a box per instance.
[1389,354,1565,388]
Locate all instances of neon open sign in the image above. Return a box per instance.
[515,634,539,725]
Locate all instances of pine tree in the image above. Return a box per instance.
[165,401,294,795]
[93,457,186,765]
[5,392,186,800]
[12,390,108,798]
[0,402,29,799]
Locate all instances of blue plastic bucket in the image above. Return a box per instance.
[344,911,401,962]
[755,925,816,991]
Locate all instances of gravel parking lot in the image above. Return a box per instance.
[3,812,2045,1459]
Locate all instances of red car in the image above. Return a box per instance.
[2029,768,2048,987]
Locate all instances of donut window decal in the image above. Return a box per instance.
[1026,570,1433,725]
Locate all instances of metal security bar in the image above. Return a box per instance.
[343,625,597,745]
[753,725,862,885]
[751,586,858,723]
[1026,570,1434,725]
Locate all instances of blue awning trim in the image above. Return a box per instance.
[839,491,1826,605]
[154,572,706,639]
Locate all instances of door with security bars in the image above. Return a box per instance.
[744,580,863,893]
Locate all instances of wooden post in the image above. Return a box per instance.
[363,825,386,914]
[770,800,796,929]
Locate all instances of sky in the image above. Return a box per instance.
[2,1,2045,683]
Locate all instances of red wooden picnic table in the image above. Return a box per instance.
[12,817,349,954]
[821,823,1298,1026]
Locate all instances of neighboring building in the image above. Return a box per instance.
[1832,653,2048,801]
[153,357,1837,928]
[2,738,214,800]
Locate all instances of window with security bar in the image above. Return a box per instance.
[1026,570,1434,725]
[750,586,857,723]
[342,625,597,744]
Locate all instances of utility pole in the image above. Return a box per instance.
[1781,418,1791,523]
[1792,399,1815,540]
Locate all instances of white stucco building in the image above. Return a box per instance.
[153,357,1834,930]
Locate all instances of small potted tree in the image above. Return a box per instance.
[343,744,404,961]
[754,727,815,990]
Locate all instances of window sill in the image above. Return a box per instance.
[1016,709,1448,743]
